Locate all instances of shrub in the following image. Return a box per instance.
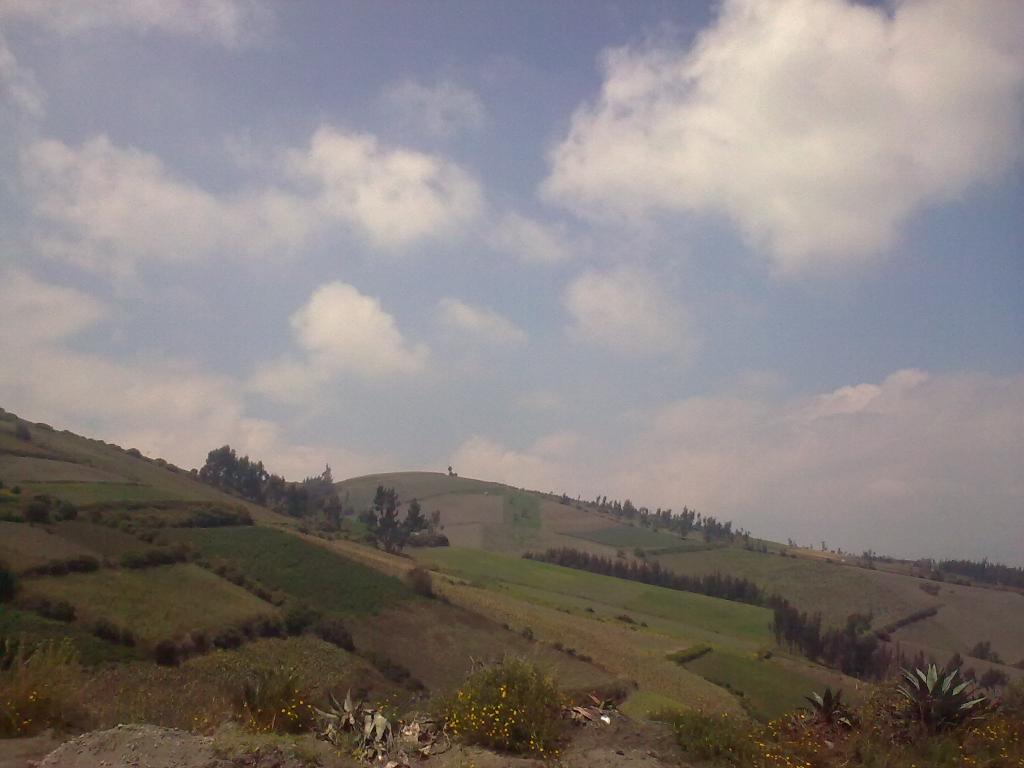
[24,500,50,524]
[442,656,564,757]
[0,639,83,736]
[979,668,1009,690]
[405,567,433,597]
[284,602,321,635]
[314,617,354,651]
[239,669,315,734]
[655,709,759,766]
[20,597,75,622]
[153,639,180,666]
[55,501,78,521]
[0,561,15,603]
[666,644,712,665]
[13,421,31,441]
[213,627,243,650]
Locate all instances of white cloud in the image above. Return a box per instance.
[0,268,106,346]
[22,136,315,275]
[438,298,526,346]
[380,79,487,138]
[454,369,1024,564]
[21,128,483,274]
[489,212,572,265]
[251,281,428,399]
[287,127,483,250]
[563,266,690,357]
[450,434,575,492]
[0,34,43,117]
[613,369,1024,563]
[0,0,271,47]
[543,0,1024,274]
[0,272,378,479]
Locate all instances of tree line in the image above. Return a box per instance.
[938,558,1024,589]
[197,445,344,521]
[585,495,741,542]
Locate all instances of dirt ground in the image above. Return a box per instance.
[3,715,687,768]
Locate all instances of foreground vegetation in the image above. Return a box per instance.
[659,675,1024,768]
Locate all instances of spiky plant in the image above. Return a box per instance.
[804,686,853,728]
[896,664,987,732]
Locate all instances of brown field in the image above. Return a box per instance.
[0,521,95,571]
[351,599,615,695]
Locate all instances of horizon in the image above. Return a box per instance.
[1,0,1022,566]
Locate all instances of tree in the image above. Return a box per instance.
[371,485,405,553]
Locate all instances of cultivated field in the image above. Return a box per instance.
[172,526,412,616]
[22,564,276,642]
[654,546,1024,663]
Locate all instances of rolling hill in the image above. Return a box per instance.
[2,407,1022,767]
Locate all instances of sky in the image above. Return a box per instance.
[1,0,1022,565]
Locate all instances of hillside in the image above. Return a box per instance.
[2,410,1023,767]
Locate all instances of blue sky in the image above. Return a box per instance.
[1,0,1022,564]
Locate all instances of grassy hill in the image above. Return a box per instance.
[3,409,1022,767]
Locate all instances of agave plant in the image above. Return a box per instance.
[896,664,987,732]
[804,686,853,728]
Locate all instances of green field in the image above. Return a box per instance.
[0,521,96,571]
[173,526,412,616]
[567,525,696,550]
[0,606,143,665]
[681,649,822,721]
[14,481,186,505]
[417,547,773,644]
[22,564,276,641]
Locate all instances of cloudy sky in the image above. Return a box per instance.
[1,0,1022,564]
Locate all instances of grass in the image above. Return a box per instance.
[13,482,182,505]
[173,526,411,616]
[22,564,276,641]
[656,546,1024,663]
[683,649,822,721]
[74,635,384,733]
[0,606,142,665]
[568,524,696,550]
[335,471,510,512]
[47,520,149,558]
[0,521,95,571]
[418,547,773,644]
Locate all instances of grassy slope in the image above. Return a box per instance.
[655,547,1024,662]
[418,547,773,644]
[22,564,276,641]
[0,521,96,571]
[171,526,412,616]
[0,606,142,665]
[568,525,697,550]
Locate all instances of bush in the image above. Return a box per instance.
[655,709,760,766]
[0,639,84,736]
[239,669,315,734]
[24,500,50,524]
[442,656,564,757]
[91,618,135,647]
[666,644,712,665]
[284,602,321,635]
[405,567,434,597]
[55,501,78,521]
[153,639,180,666]
[20,596,76,622]
[0,561,15,603]
[13,421,31,441]
[314,617,354,651]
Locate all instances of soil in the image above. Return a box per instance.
[6,714,687,768]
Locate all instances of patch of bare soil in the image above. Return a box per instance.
[22,714,684,768]
[29,724,316,768]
